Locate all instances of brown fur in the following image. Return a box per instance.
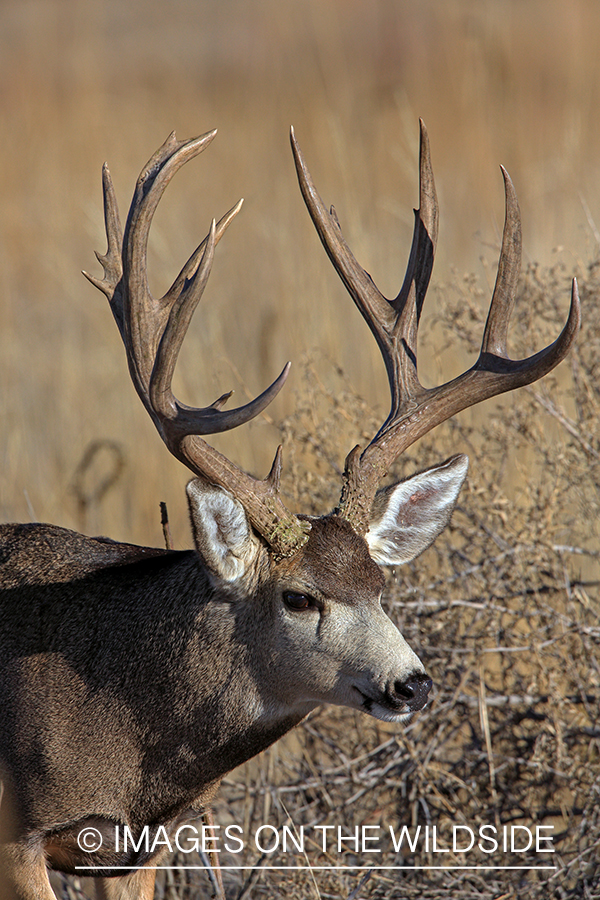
[0,510,427,898]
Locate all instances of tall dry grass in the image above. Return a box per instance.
[1,0,600,544]
[1,2,599,898]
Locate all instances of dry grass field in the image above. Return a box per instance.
[0,1,599,898]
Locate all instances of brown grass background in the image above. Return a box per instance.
[0,1,599,898]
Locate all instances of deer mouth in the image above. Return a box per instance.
[354,687,413,723]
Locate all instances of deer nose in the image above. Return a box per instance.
[393,672,433,711]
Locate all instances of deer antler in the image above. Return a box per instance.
[291,120,581,535]
[84,130,310,557]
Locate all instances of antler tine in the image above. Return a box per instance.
[82,162,125,334]
[163,199,244,311]
[380,119,438,430]
[290,127,396,363]
[120,131,218,407]
[86,131,310,557]
[294,123,581,535]
[480,166,522,357]
[393,120,438,330]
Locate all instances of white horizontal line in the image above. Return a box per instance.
[75,865,557,871]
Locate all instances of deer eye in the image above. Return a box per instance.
[283,590,318,611]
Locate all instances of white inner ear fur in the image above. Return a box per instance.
[186,479,260,582]
[366,454,468,566]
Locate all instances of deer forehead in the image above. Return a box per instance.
[276,515,385,603]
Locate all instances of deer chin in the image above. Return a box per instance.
[353,688,414,724]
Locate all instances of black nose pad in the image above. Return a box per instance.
[394,672,433,711]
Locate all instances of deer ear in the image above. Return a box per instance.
[186,480,260,582]
[365,455,468,566]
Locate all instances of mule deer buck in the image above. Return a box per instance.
[0,121,579,900]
